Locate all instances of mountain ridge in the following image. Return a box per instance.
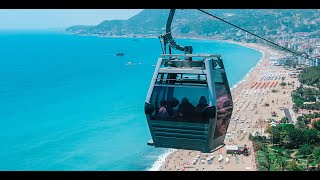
[65,9,320,40]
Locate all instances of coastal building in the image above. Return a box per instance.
[298,56,306,65]
[292,43,299,51]
[306,56,319,67]
[270,56,293,66]
[311,54,320,66]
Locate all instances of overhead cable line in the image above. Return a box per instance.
[197,9,319,66]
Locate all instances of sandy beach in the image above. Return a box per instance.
[156,42,300,171]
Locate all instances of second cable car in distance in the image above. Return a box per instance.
[144,9,233,153]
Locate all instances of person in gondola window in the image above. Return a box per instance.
[167,97,180,117]
[178,98,195,121]
[195,96,209,112]
[195,96,210,122]
[158,100,170,119]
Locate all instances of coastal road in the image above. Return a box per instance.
[284,108,296,124]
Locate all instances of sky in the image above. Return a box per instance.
[0,9,143,30]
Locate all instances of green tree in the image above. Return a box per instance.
[308,96,316,102]
[279,129,290,147]
[256,150,271,171]
[275,151,288,171]
[293,98,304,106]
[263,144,272,171]
[312,120,320,131]
[258,164,269,171]
[288,128,304,148]
[307,154,314,169]
[307,113,315,119]
[280,82,287,89]
[281,124,295,131]
[282,135,291,148]
[297,116,303,121]
[298,144,313,156]
[287,160,301,171]
[299,66,320,86]
[272,126,281,145]
[256,153,269,171]
[305,128,320,145]
[313,147,320,164]
[295,120,306,129]
[249,133,253,141]
[281,117,289,124]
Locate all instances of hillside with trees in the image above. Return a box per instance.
[299,66,320,87]
[66,9,320,40]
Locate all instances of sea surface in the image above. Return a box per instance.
[0,30,262,170]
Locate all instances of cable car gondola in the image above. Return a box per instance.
[144,9,233,153]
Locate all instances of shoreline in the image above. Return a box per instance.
[148,149,177,171]
[66,31,284,59]
[230,43,265,90]
[66,31,264,50]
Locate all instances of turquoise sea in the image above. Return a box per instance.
[0,30,262,170]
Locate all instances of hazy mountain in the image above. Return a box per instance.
[66,9,320,38]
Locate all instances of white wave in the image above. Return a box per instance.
[147,149,177,171]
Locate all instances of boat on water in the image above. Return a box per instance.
[116,52,124,56]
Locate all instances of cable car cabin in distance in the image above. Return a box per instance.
[144,54,233,153]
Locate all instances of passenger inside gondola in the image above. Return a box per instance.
[166,97,179,117]
[149,85,212,123]
[178,97,196,121]
[157,99,170,119]
[195,96,210,122]
[195,96,209,112]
